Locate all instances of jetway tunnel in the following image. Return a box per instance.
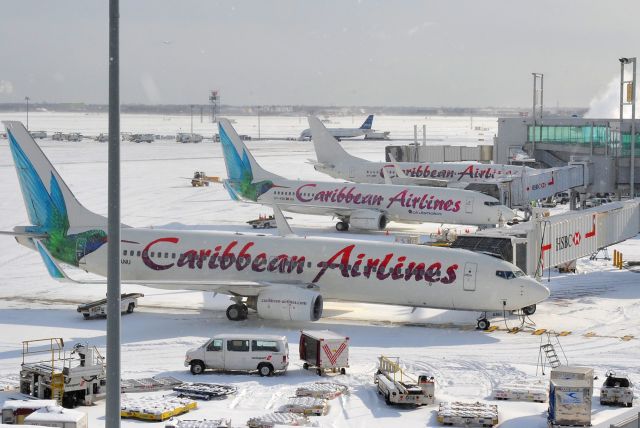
[452,199,640,278]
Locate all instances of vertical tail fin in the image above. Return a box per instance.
[359,114,374,130]
[4,121,106,231]
[308,116,360,165]
[218,118,281,182]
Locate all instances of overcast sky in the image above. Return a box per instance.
[0,0,638,107]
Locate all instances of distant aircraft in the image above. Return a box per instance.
[220,119,515,231]
[1,121,548,329]
[299,114,375,141]
[307,116,530,186]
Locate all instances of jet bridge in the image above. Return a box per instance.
[451,199,640,277]
[475,161,590,208]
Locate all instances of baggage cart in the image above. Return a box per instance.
[299,330,349,376]
[173,383,237,400]
[121,376,183,393]
[246,412,309,428]
[276,397,329,416]
[493,380,547,403]
[437,401,499,427]
[121,396,197,422]
[295,382,349,400]
[165,419,231,428]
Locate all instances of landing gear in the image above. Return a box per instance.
[226,303,248,321]
[335,221,349,232]
[522,304,536,316]
[477,318,490,330]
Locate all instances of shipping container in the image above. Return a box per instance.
[548,379,592,427]
[550,366,594,387]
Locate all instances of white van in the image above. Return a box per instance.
[185,334,288,377]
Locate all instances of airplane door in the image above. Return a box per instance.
[76,237,87,265]
[465,198,474,214]
[463,262,477,291]
[348,167,356,180]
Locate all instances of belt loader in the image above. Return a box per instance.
[374,356,434,406]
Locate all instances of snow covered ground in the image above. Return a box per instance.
[0,112,638,427]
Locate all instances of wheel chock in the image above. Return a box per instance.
[621,335,634,341]
[532,329,547,336]
[584,332,597,338]
[507,327,520,334]
[558,331,572,336]
[485,326,499,332]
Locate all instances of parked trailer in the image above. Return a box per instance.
[374,356,434,406]
[77,293,143,319]
[493,380,547,403]
[299,330,349,376]
[437,402,499,427]
[24,406,88,428]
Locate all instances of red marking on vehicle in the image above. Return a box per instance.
[541,243,552,268]
[548,173,555,186]
[322,342,347,366]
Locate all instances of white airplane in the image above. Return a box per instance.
[2,121,548,330]
[299,114,375,141]
[220,119,515,231]
[308,116,533,186]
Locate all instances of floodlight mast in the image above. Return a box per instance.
[619,57,637,197]
[106,0,121,426]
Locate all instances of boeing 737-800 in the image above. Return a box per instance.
[308,116,531,185]
[220,119,515,231]
[299,114,375,140]
[2,121,548,329]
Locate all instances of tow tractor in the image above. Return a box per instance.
[190,171,219,187]
[77,293,144,319]
[600,371,634,407]
[374,356,435,406]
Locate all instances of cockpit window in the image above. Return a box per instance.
[496,270,525,279]
[484,201,501,206]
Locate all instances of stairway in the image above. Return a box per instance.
[540,344,561,368]
[51,372,64,405]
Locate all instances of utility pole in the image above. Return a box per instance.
[25,96,30,131]
[532,73,544,157]
[106,0,121,427]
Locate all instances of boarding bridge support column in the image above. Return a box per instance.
[570,190,578,211]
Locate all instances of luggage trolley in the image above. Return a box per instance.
[299,330,349,376]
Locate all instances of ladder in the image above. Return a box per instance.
[537,332,568,376]
[51,372,65,405]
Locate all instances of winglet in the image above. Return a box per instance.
[388,153,408,179]
[381,166,394,185]
[272,204,295,237]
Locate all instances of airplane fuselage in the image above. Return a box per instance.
[68,227,547,312]
[234,177,514,226]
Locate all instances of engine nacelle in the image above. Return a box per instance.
[257,288,323,321]
[349,209,388,230]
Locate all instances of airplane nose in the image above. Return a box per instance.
[528,278,550,304]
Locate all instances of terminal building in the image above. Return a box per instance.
[494,117,640,196]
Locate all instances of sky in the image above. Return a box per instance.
[0,0,639,107]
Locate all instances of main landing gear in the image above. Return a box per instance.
[226,302,248,321]
[335,221,349,232]
[522,304,536,316]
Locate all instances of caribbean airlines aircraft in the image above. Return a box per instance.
[2,121,548,329]
[220,119,515,231]
[308,116,532,186]
[299,114,375,141]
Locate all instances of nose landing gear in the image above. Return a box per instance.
[476,313,490,330]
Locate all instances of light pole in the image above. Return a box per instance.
[258,107,261,140]
[531,73,544,156]
[190,105,194,138]
[620,57,637,197]
[25,96,30,131]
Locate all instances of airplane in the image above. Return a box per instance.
[307,116,533,187]
[219,119,515,231]
[1,121,548,330]
[299,114,375,141]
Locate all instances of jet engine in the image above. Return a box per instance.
[349,209,388,230]
[256,288,323,321]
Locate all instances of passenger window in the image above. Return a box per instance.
[252,340,279,352]
[227,340,250,352]
[164,252,169,258]
[206,339,223,352]
[122,250,127,256]
[137,251,141,257]
[150,252,155,257]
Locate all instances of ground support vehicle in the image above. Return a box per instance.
[493,380,547,402]
[437,402,499,427]
[276,397,329,416]
[246,413,309,428]
[132,133,154,143]
[173,383,237,400]
[374,356,434,406]
[121,396,197,421]
[177,133,204,143]
[185,334,288,377]
[190,171,219,187]
[1,399,56,424]
[165,419,232,428]
[20,339,106,408]
[120,376,182,393]
[77,292,143,319]
[299,330,349,376]
[295,382,349,399]
[600,372,633,407]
